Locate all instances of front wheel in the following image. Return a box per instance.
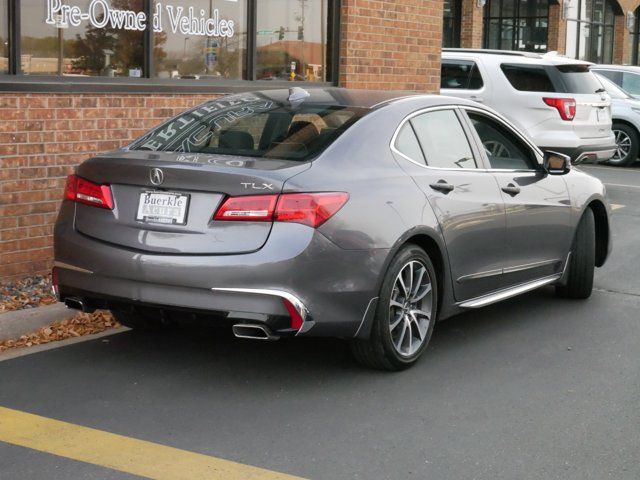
[608,123,639,167]
[556,208,596,299]
[351,244,438,371]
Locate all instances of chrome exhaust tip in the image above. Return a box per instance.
[64,297,85,312]
[232,323,279,341]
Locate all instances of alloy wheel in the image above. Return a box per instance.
[388,260,433,357]
[612,129,632,162]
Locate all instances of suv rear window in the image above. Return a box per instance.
[500,64,555,92]
[553,64,603,94]
[131,93,367,161]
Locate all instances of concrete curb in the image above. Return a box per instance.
[0,303,75,342]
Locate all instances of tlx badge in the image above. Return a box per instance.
[241,182,274,190]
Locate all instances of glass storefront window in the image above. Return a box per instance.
[0,0,7,73]
[565,0,615,63]
[443,0,461,48]
[484,0,548,52]
[20,0,145,76]
[256,0,328,82]
[152,0,247,80]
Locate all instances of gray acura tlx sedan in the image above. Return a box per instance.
[53,88,612,370]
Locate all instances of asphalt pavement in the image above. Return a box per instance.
[1,164,639,480]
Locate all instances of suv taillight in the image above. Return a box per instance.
[64,174,114,210]
[543,97,576,121]
[214,192,349,228]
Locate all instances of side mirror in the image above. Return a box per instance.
[543,151,571,175]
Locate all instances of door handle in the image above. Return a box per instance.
[429,180,455,193]
[501,183,521,195]
[469,95,484,103]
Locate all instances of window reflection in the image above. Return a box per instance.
[152,0,247,80]
[256,0,328,82]
[20,0,144,76]
[0,0,7,73]
[484,0,549,52]
[565,0,615,63]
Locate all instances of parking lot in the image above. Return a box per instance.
[1,164,639,480]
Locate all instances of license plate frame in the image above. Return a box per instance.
[135,191,190,226]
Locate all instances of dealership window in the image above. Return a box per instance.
[565,0,616,63]
[256,0,329,82]
[1,0,339,85]
[484,0,549,52]
[443,0,461,48]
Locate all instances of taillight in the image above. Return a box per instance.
[543,97,576,121]
[214,192,349,228]
[213,194,278,221]
[64,174,114,210]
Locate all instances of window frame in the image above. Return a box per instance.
[0,0,341,92]
[564,0,617,64]
[483,0,549,53]
[459,105,544,172]
[390,106,483,171]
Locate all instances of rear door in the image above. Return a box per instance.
[461,108,573,284]
[391,107,507,301]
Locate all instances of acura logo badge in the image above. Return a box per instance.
[150,168,164,186]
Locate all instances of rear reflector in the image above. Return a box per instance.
[64,174,114,210]
[214,192,349,228]
[282,298,304,330]
[543,97,576,121]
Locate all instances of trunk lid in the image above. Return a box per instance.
[74,150,310,254]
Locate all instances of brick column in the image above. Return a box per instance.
[339,0,443,92]
[613,14,632,64]
[547,2,566,54]
[460,0,484,48]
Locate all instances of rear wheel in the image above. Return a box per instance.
[351,244,437,371]
[608,123,639,167]
[556,208,596,299]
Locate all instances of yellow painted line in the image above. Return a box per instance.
[611,204,625,211]
[0,406,304,480]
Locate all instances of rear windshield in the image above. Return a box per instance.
[553,64,604,94]
[500,63,603,94]
[130,93,367,161]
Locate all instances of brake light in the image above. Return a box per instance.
[64,174,114,210]
[275,192,349,228]
[543,97,576,121]
[214,192,349,228]
[213,194,278,221]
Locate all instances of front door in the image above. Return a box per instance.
[462,109,573,285]
[391,107,507,301]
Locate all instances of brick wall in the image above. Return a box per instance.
[339,0,443,91]
[0,93,212,279]
[460,0,484,49]
[547,3,566,54]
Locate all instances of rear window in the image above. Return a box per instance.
[130,93,367,161]
[441,61,484,90]
[553,64,604,94]
[500,64,555,92]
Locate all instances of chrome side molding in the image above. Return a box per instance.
[458,274,561,309]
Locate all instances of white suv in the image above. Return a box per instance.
[441,49,616,163]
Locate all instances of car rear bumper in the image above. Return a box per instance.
[53,202,387,338]
[539,142,617,163]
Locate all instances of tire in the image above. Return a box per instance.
[350,244,438,371]
[556,208,596,299]
[111,308,167,330]
[608,123,639,167]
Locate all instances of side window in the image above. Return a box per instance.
[442,61,476,90]
[595,69,622,86]
[467,112,537,170]
[469,64,484,89]
[394,123,426,164]
[501,64,556,92]
[621,72,640,95]
[410,110,476,169]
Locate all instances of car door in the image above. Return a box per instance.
[461,107,573,285]
[441,58,489,105]
[391,107,507,302]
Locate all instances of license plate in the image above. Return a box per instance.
[136,191,189,225]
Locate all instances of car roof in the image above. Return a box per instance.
[442,48,593,67]
[242,88,479,110]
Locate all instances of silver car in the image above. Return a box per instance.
[53,89,612,370]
